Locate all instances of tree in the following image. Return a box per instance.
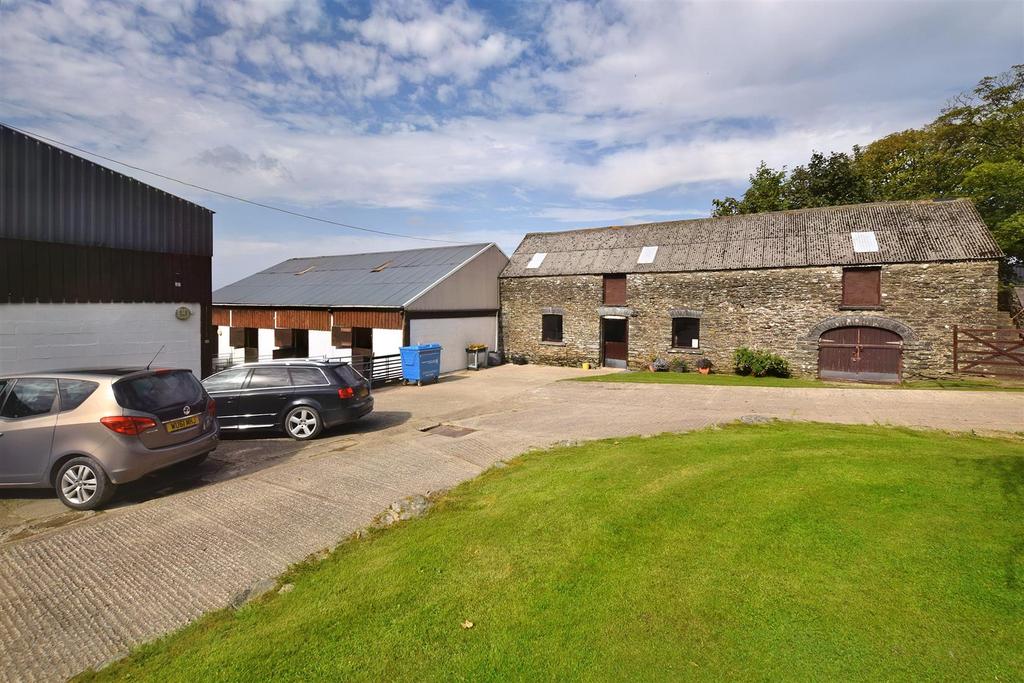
[712,162,787,217]
[963,160,1024,260]
[710,65,1024,261]
[962,160,1024,227]
[784,151,867,208]
[854,130,938,201]
[992,212,1024,262]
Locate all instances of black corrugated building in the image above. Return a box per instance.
[0,124,215,376]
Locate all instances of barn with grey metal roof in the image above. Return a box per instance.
[502,199,1002,278]
[214,243,495,308]
[212,242,509,376]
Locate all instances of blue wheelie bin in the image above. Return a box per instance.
[400,344,442,385]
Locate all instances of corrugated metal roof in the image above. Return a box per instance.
[0,124,214,257]
[502,199,1003,278]
[214,243,492,308]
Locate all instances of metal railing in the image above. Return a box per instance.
[350,354,403,386]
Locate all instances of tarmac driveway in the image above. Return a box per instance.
[2,365,1022,682]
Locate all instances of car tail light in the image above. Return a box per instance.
[338,386,354,399]
[100,416,157,436]
[207,399,216,416]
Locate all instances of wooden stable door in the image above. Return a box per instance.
[602,317,628,368]
[819,326,902,383]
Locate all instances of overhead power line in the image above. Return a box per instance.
[1,120,472,245]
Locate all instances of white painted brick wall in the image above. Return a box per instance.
[0,303,202,376]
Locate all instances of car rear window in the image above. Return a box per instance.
[289,368,329,386]
[59,379,99,412]
[334,365,365,386]
[248,368,291,389]
[113,371,204,413]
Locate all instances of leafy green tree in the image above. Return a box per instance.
[992,212,1024,262]
[784,151,867,208]
[962,160,1024,226]
[711,65,1024,261]
[963,160,1024,259]
[712,162,787,216]
[853,130,938,201]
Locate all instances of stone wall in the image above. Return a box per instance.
[499,260,1000,378]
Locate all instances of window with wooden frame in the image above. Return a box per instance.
[672,317,700,349]
[541,314,563,343]
[603,274,627,305]
[841,267,882,308]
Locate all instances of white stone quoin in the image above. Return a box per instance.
[0,302,202,377]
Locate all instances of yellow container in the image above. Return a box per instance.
[582,362,591,370]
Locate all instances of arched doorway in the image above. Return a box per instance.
[818,326,903,383]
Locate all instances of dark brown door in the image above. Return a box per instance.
[819,326,902,383]
[602,318,628,368]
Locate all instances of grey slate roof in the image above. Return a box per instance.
[214,243,491,308]
[502,199,1002,278]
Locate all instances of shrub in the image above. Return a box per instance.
[668,357,688,373]
[695,357,714,370]
[650,357,669,372]
[733,347,791,378]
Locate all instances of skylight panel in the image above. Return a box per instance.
[851,231,879,253]
[638,246,658,264]
[526,252,547,269]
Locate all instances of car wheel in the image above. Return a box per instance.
[284,406,322,440]
[55,457,116,511]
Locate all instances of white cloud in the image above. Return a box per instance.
[532,206,707,224]
[0,0,1019,215]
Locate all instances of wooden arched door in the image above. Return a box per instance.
[818,326,903,383]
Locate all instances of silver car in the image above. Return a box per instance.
[0,368,219,510]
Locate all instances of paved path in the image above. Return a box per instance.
[1,367,1022,681]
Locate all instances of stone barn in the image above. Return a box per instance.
[500,199,1004,382]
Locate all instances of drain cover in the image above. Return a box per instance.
[423,424,476,438]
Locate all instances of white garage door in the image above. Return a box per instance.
[408,316,497,374]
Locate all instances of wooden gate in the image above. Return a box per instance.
[953,326,1024,378]
[818,326,903,383]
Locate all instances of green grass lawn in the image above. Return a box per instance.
[572,370,1024,391]
[82,423,1024,682]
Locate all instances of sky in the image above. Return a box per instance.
[1,0,1021,288]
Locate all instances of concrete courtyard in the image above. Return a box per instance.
[1,365,1022,681]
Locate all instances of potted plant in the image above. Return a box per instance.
[695,357,713,375]
[648,356,669,372]
[668,357,688,373]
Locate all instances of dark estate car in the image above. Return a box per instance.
[201,360,373,440]
[0,368,219,510]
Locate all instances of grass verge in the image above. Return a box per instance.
[571,370,1024,391]
[80,423,1024,681]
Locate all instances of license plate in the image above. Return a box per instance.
[165,415,200,433]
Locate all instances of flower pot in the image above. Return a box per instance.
[699,367,711,375]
